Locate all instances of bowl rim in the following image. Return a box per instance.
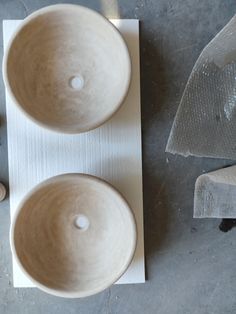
[2,4,131,134]
[10,173,137,298]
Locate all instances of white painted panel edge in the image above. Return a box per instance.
[3,19,145,287]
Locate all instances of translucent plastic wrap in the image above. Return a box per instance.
[166,15,236,159]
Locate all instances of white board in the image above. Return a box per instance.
[3,19,145,287]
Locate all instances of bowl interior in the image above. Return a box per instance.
[6,5,130,133]
[13,174,136,297]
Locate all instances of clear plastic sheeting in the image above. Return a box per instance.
[166,15,236,159]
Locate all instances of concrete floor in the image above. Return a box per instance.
[1,0,236,313]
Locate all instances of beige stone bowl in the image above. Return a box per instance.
[10,174,136,298]
[3,4,131,133]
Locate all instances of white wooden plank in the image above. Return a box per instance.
[3,19,145,287]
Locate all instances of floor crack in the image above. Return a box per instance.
[18,0,29,17]
[106,288,112,314]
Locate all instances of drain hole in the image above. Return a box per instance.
[69,75,84,90]
[74,214,90,231]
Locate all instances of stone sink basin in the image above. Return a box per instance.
[10,173,136,298]
[3,4,131,133]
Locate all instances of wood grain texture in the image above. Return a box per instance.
[3,19,145,287]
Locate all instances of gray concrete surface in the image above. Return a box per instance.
[1,0,236,313]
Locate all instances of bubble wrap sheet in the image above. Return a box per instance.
[166,15,236,159]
